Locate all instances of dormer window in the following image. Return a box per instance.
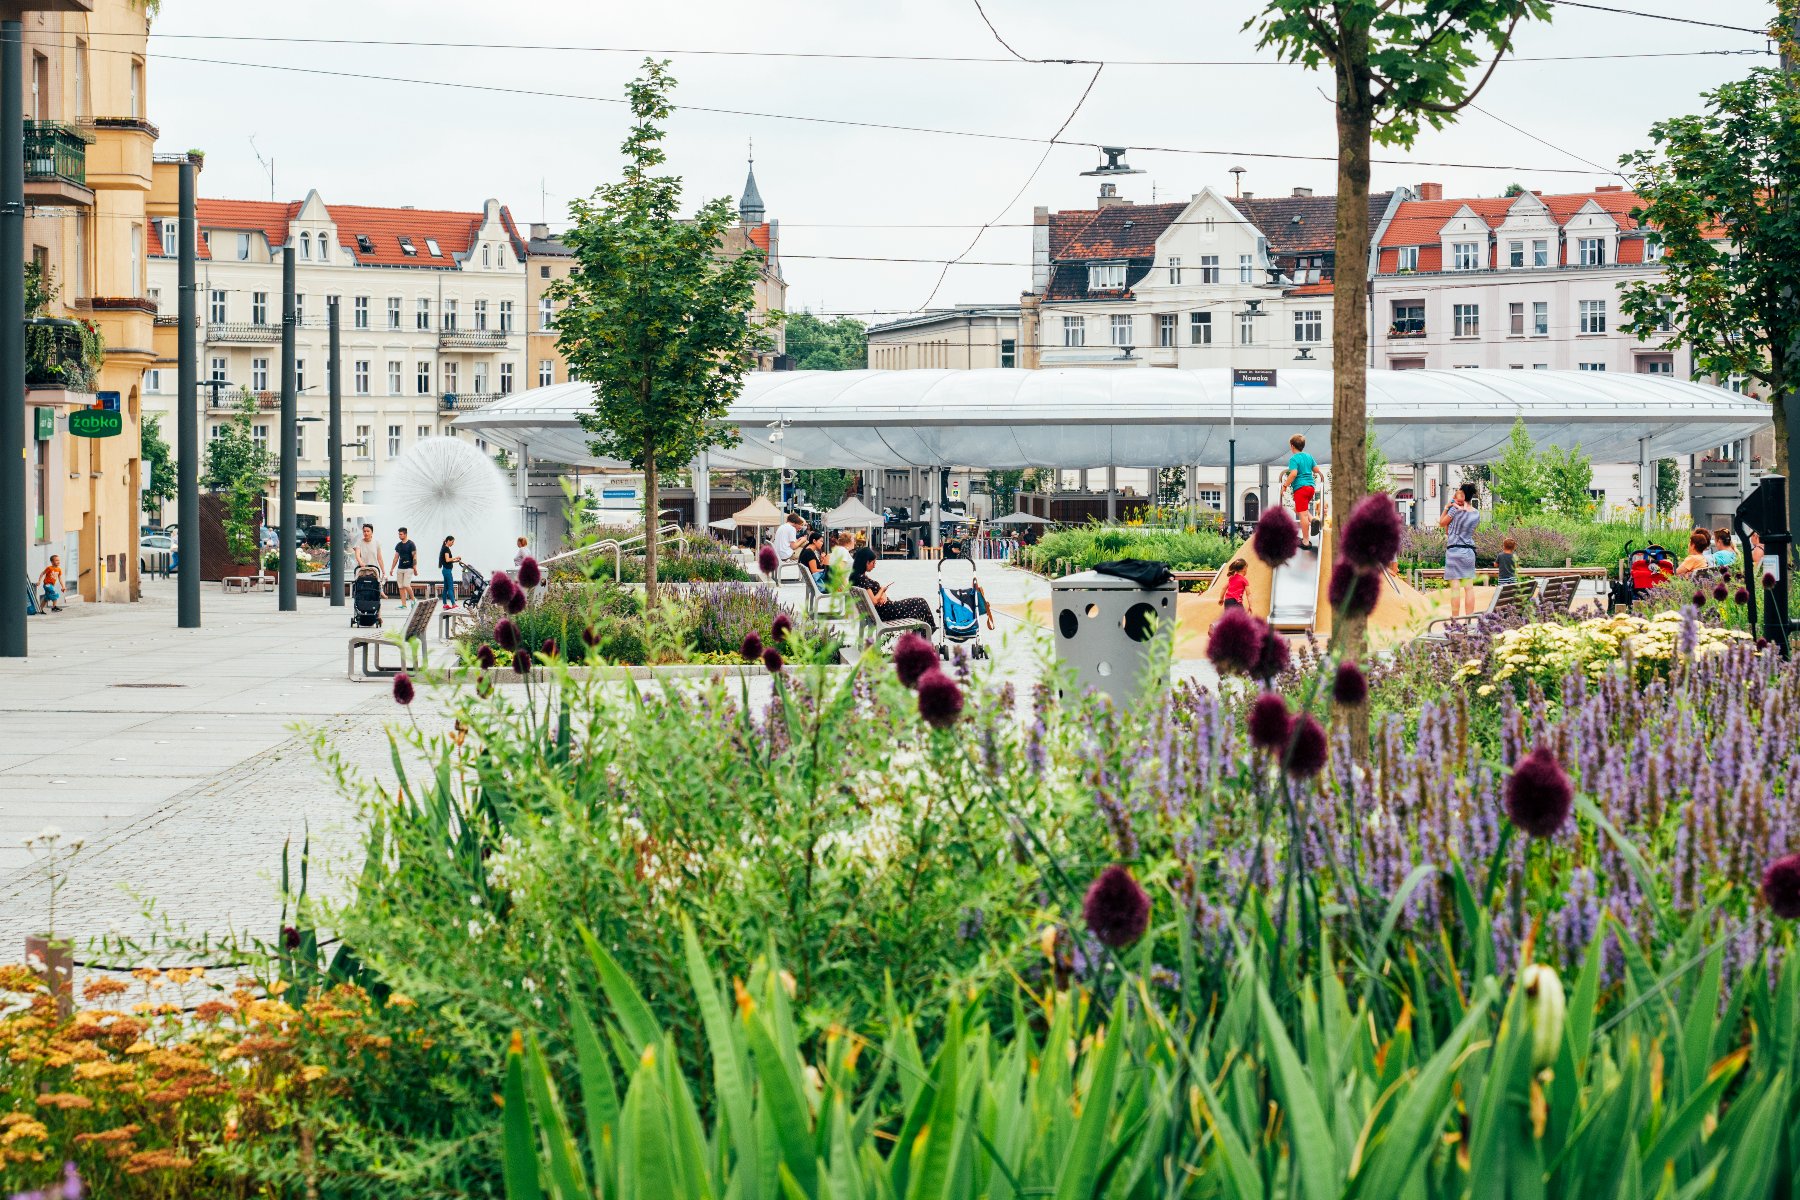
[1578,237,1606,266]
[398,236,417,257]
[355,234,374,255]
[159,219,176,252]
[1395,246,1419,272]
[299,231,311,260]
[1088,261,1127,291]
[1451,241,1482,271]
[425,237,442,257]
[1644,237,1663,263]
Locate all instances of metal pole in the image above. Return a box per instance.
[277,246,297,609]
[177,163,199,627]
[1226,381,1237,532]
[1411,462,1426,528]
[1,22,26,657]
[328,298,343,606]
[1639,437,1653,534]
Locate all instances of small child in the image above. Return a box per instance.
[1222,558,1249,609]
[1495,537,1517,584]
[38,555,64,612]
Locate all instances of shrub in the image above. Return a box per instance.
[1022,523,1236,574]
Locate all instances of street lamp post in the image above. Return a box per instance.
[1,21,25,657]
[1228,300,1269,532]
[328,298,343,606]
[277,247,297,610]
[177,162,199,628]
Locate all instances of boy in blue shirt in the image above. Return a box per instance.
[1281,434,1319,549]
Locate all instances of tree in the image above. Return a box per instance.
[1541,442,1595,518]
[1656,459,1682,519]
[1488,417,1546,515]
[795,469,852,509]
[1619,44,1800,519]
[140,413,176,520]
[203,391,272,562]
[1363,428,1388,496]
[548,60,767,606]
[785,312,867,371]
[1250,0,1549,654]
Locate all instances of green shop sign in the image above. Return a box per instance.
[34,407,53,440]
[69,409,123,439]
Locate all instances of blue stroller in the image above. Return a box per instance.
[937,549,991,660]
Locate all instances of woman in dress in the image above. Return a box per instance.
[1438,482,1482,618]
[849,547,935,630]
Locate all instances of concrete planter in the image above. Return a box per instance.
[473,661,855,686]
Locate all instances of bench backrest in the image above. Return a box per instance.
[855,586,883,626]
[1538,574,1579,613]
[1490,579,1539,614]
[401,597,434,644]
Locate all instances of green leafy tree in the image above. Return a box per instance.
[1656,459,1682,518]
[785,312,867,371]
[139,413,176,520]
[548,60,766,606]
[202,391,273,562]
[1619,40,1800,502]
[1489,417,1546,516]
[795,469,852,509]
[1363,428,1388,495]
[1541,442,1595,518]
[1249,0,1550,655]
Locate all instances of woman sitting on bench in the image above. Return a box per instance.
[850,548,934,631]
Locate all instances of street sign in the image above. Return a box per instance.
[600,488,636,499]
[97,391,121,412]
[69,409,123,439]
[1231,368,1278,387]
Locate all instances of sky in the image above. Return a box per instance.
[142,0,1780,319]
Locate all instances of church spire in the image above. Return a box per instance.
[739,139,766,225]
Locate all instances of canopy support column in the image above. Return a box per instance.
[1412,462,1426,527]
[692,451,710,530]
[927,467,941,550]
[1639,437,1653,533]
[1736,440,1750,499]
[1437,463,1450,521]
[1106,466,1117,522]
[1258,463,1270,521]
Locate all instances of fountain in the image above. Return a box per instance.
[374,437,520,575]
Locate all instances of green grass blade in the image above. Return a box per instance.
[577,922,665,1057]
[504,1032,545,1200]
[1255,983,1338,1200]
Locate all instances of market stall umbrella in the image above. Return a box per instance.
[707,517,737,532]
[732,495,785,530]
[988,510,1052,526]
[823,496,885,529]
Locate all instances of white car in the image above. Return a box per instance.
[140,532,175,575]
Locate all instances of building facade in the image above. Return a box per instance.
[18,0,158,602]
[145,182,527,504]
[865,305,1022,369]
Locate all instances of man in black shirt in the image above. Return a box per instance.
[393,527,419,605]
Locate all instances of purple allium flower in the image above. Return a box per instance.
[1207,607,1263,675]
[282,925,301,949]
[1253,625,1290,681]
[1252,506,1300,567]
[758,544,781,575]
[494,618,520,651]
[488,572,516,607]
[1333,660,1368,707]
[513,648,532,675]
[770,612,794,643]
[1285,713,1328,778]
[893,631,938,689]
[1735,587,1751,605]
[762,647,784,673]
[1690,591,1705,609]
[916,670,964,729]
[1504,746,1574,839]
[1763,853,1800,920]
[1247,692,1292,751]
[475,643,496,670]
[516,556,541,589]
[740,631,763,662]
[392,672,415,706]
[1327,559,1381,619]
[1082,864,1151,949]
[540,638,558,660]
[1711,583,1728,602]
[1765,573,1778,590]
[1340,494,1403,570]
[581,624,600,647]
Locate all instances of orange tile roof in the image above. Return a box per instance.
[1286,279,1336,296]
[746,223,772,251]
[1378,189,1646,250]
[148,198,525,268]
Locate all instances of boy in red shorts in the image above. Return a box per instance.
[1281,434,1319,549]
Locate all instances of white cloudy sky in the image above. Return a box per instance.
[145,0,1778,316]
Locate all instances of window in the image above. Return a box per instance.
[482,245,491,268]
[1532,363,1549,370]
[387,297,402,329]
[1578,362,1607,372]
[1578,237,1605,266]
[236,233,250,261]
[1391,303,1424,335]
[500,362,514,394]
[354,361,370,395]
[296,425,305,460]
[354,424,371,458]
[1396,246,1419,272]
[540,265,551,279]
[399,237,416,257]
[387,425,402,457]
[538,359,554,387]
[145,369,162,393]
[250,292,267,324]
[1293,310,1323,343]
[425,238,442,258]
[1238,254,1254,283]
[159,219,176,253]
[251,358,269,391]
[1451,241,1482,271]
[295,359,305,392]
[418,424,431,441]
[353,297,369,329]
[1199,255,1220,284]
[1088,262,1126,290]
[417,362,431,394]
[474,299,488,331]
[442,300,458,331]
[387,361,402,394]
[473,364,488,394]
[538,296,555,331]
[1109,314,1133,347]
[294,294,304,323]
[1190,312,1213,345]
[499,300,514,333]
[299,232,311,260]
[209,290,226,323]
[1532,238,1549,267]
[1158,313,1177,347]
[1578,299,1607,334]
[1508,240,1525,268]
[1062,315,1085,347]
[1509,303,1524,336]
[1639,357,1674,375]
[316,235,328,262]
[442,362,459,393]
[416,298,431,330]
[1452,303,1480,337]
[129,60,143,118]
[1533,301,1548,336]
[1198,489,1222,510]
[252,423,269,449]
[1000,338,1017,368]
[1644,238,1663,263]
[1238,312,1256,345]
[1167,256,1182,285]
[209,356,226,383]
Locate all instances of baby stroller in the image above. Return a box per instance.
[460,564,489,609]
[1609,543,1675,612]
[937,550,991,660]
[350,566,384,628]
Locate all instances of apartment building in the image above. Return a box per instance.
[865,305,1022,369]
[144,179,527,503]
[18,0,159,602]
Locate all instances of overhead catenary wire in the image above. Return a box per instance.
[1544,0,1768,35]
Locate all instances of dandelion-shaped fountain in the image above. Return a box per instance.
[375,437,520,574]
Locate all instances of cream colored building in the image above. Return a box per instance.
[145,185,527,504]
[865,306,1021,370]
[17,0,157,602]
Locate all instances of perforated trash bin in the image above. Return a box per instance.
[1051,570,1178,705]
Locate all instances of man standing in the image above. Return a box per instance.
[393,526,419,605]
[1280,434,1320,550]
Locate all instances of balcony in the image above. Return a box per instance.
[208,390,282,411]
[23,121,94,207]
[438,328,509,351]
[440,392,505,413]
[1387,326,1426,340]
[0,0,92,16]
[207,322,282,345]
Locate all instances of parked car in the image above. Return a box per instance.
[302,524,332,549]
[140,532,175,576]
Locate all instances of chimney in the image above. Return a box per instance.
[529,222,549,240]
[1241,192,1253,200]
[1595,184,1624,193]
[1291,187,1313,198]
[1096,182,1131,209]
[1031,206,1051,295]
[1417,182,1443,201]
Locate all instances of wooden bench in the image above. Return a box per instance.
[349,597,434,681]
[1420,578,1539,641]
[439,605,476,641]
[855,587,929,648]
[1537,574,1582,615]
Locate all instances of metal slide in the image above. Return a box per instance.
[1268,548,1323,632]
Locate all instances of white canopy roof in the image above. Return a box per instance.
[823,496,885,527]
[454,369,1770,470]
[731,495,785,526]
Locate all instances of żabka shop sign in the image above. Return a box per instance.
[69,409,123,438]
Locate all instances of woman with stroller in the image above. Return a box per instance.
[849,547,934,631]
[438,536,463,610]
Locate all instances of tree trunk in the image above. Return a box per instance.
[1330,49,1375,665]
[644,441,659,610]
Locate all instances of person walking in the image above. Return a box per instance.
[393,527,419,606]
[1280,435,1319,550]
[1438,483,1482,618]
[37,555,65,612]
[352,523,386,586]
[438,536,462,610]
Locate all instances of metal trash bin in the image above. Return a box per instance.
[1050,569,1178,705]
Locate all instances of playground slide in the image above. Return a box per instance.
[1268,548,1323,632]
